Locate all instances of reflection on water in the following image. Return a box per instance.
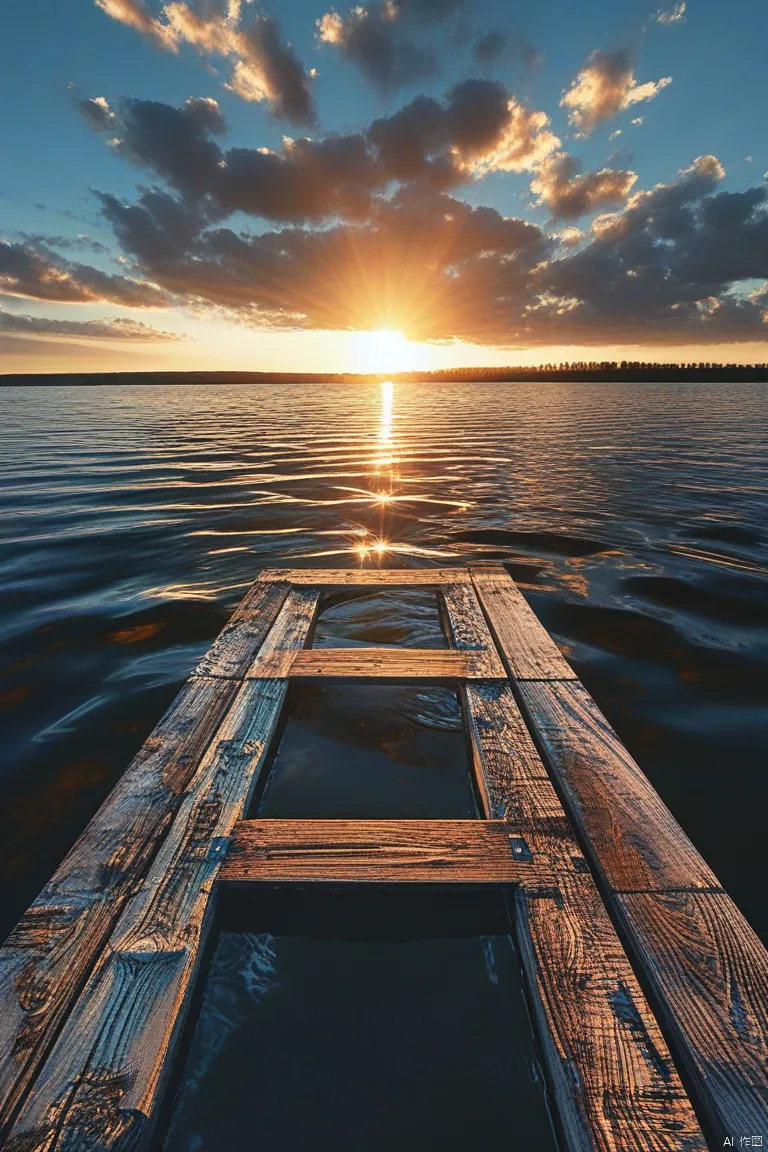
[1,380,768,940]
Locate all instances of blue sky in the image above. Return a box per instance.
[1,0,767,373]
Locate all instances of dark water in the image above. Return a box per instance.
[2,379,767,1145]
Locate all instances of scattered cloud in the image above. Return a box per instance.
[531,153,637,219]
[94,1,316,124]
[0,239,169,307]
[561,48,672,136]
[631,116,644,125]
[0,308,182,341]
[654,2,687,25]
[17,233,110,255]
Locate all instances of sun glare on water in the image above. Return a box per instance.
[351,329,409,375]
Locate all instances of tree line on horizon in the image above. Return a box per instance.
[4,361,768,385]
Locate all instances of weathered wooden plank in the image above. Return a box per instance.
[4,679,290,1152]
[516,876,707,1152]
[471,563,576,681]
[250,647,502,681]
[616,889,768,1144]
[462,682,587,875]
[258,567,470,586]
[220,819,537,884]
[244,587,321,678]
[440,581,506,677]
[193,579,290,678]
[519,680,722,893]
[0,675,237,1137]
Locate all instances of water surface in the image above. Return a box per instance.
[2,378,767,944]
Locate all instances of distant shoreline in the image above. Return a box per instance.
[2,364,768,385]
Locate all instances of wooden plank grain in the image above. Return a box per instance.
[0,675,237,1137]
[440,581,506,677]
[244,587,320,678]
[258,567,470,587]
[4,679,290,1152]
[193,579,289,678]
[516,877,707,1152]
[220,819,536,884]
[616,889,768,1144]
[470,563,576,681]
[519,680,722,893]
[252,647,502,681]
[463,682,587,875]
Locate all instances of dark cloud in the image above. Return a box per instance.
[0,239,169,307]
[531,153,637,219]
[83,84,558,222]
[316,0,469,91]
[0,308,181,341]
[94,2,316,125]
[79,96,226,199]
[533,157,768,343]
[317,8,437,90]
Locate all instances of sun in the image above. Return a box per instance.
[351,328,409,375]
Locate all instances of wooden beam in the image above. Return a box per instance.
[0,675,237,1137]
[487,569,768,1143]
[516,876,707,1152]
[249,646,503,681]
[258,567,470,586]
[4,680,289,1152]
[4,591,318,1151]
[615,889,768,1144]
[462,682,587,874]
[519,680,722,893]
[193,579,289,679]
[470,564,576,681]
[440,581,506,678]
[220,819,538,884]
[244,587,320,677]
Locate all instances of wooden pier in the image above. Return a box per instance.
[1,563,766,1150]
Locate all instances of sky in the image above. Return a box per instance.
[1,0,768,374]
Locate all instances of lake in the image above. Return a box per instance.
[2,378,767,1147]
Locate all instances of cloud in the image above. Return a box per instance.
[654,2,686,25]
[94,1,316,124]
[94,0,175,47]
[82,83,559,222]
[79,96,227,198]
[473,29,542,69]
[17,233,110,255]
[0,239,169,306]
[96,185,550,339]
[316,7,437,89]
[316,0,473,90]
[561,48,672,136]
[0,308,182,341]
[368,80,559,185]
[531,153,638,219]
[94,147,768,348]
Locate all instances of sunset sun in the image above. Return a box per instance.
[351,329,409,375]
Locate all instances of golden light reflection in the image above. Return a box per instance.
[379,379,394,441]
